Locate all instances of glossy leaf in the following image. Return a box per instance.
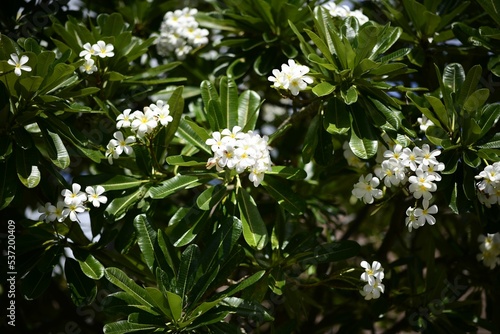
[104,268,156,310]
[238,90,261,131]
[65,258,97,306]
[261,175,306,215]
[237,187,268,250]
[148,175,200,199]
[134,214,157,273]
[103,321,156,334]
[197,184,227,211]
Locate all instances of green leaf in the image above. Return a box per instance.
[261,175,306,215]
[197,184,227,210]
[477,0,500,25]
[266,166,307,180]
[65,258,97,306]
[302,114,320,164]
[74,251,105,280]
[177,119,212,154]
[238,90,261,131]
[220,297,274,322]
[104,268,156,310]
[134,214,157,273]
[103,321,156,334]
[105,186,148,221]
[166,206,209,247]
[176,244,200,304]
[0,157,17,210]
[425,95,450,130]
[425,126,452,148]
[165,291,183,322]
[237,187,268,250]
[349,130,378,160]
[166,155,207,166]
[163,86,185,150]
[463,88,489,113]
[312,82,335,97]
[458,65,482,106]
[16,147,41,188]
[46,129,70,169]
[442,63,465,94]
[148,174,201,199]
[220,76,239,128]
[145,287,173,320]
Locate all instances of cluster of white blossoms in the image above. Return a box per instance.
[155,7,209,59]
[475,162,500,207]
[78,40,115,74]
[106,100,173,164]
[38,183,107,223]
[322,2,369,25]
[7,53,32,76]
[268,59,313,96]
[205,126,272,187]
[477,233,500,269]
[351,143,445,232]
[359,260,385,300]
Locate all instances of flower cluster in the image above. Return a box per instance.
[322,2,369,25]
[205,126,272,187]
[38,183,107,223]
[475,162,500,207]
[7,53,32,76]
[476,233,500,269]
[106,100,173,164]
[78,40,115,74]
[351,143,444,232]
[155,7,209,59]
[359,260,385,300]
[268,59,313,96]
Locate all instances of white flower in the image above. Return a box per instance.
[105,142,119,165]
[402,147,421,171]
[38,202,55,223]
[93,40,115,58]
[478,233,500,252]
[116,109,135,129]
[268,59,312,96]
[131,108,158,136]
[85,185,107,207]
[63,198,86,222]
[7,53,32,76]
[475,163,500,195]
[109,131,135,155]
[414,144,441,166]
[417,114,434,132]
[352,173,383,204]
[405,206,421,232]
[79,58,97,74]
[360,279,385,300]
[360,260,384,286]
[61,183,87,205]
[375,158,406,187]
[268,69,289,90]
[413,200,438,227]
[79,42,96,59]
[383,144,407,161]
[408,169,437,201]
[150,100,173,126]
[206,131,225,152]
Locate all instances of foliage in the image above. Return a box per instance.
[2,0,500,333]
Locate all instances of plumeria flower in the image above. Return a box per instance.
[131,108,158,137]
[417,114,434,132]
[116,109,135,129]
[85,185,107,207]
[206,131,225,152]
[478,233,500,252]
[375,158,405,187]
[150,100,173,126]
[360,260,384,286]
[61,183,87,205]
[7,53,32,76]
[93,40,115,58]
[109,131,135,155]
[63,198,86,222]
[408,169,437,200]
[414,144,441,166]
[79,58,97,74]
[105,142,119,165]
[79,42,96,59]
[360,279,385,300]
[413,200,438,227]
[383,144,406,161]
[405,206,421,232]
[352,173,383,204]
[38,202,55,223]
[402,147,421,171]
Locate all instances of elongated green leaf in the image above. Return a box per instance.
[176,244,200,303]
[148,174,200,199]
[464,88,489,113]
[65,258,97,306]
[220,297,274,322]
[442,63,465,94]
[312,82,335,97]
[213,270,265,300]
[177,119,212,154]
[39,127,70,169]
[105,186,148,220]
[266,166,307,180]
[165,291,183,321]
[145,287,173,320]
[166,206,209,247]
[349,130,377,160]
[134,214,157,273]
[104,268,156,309]
[16,147,41,189]
[477,0,500,25]
[103,321,156,334]
[238,90,261,131]
[237,188,268,250]
[166,155,207,166]
[74,251,105,280]
[458,65,482,106]
[425,95,450,130]
[220,76,238,128]
[163,86,184,149]
[261,175,306,214]
[197,184,227,210]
